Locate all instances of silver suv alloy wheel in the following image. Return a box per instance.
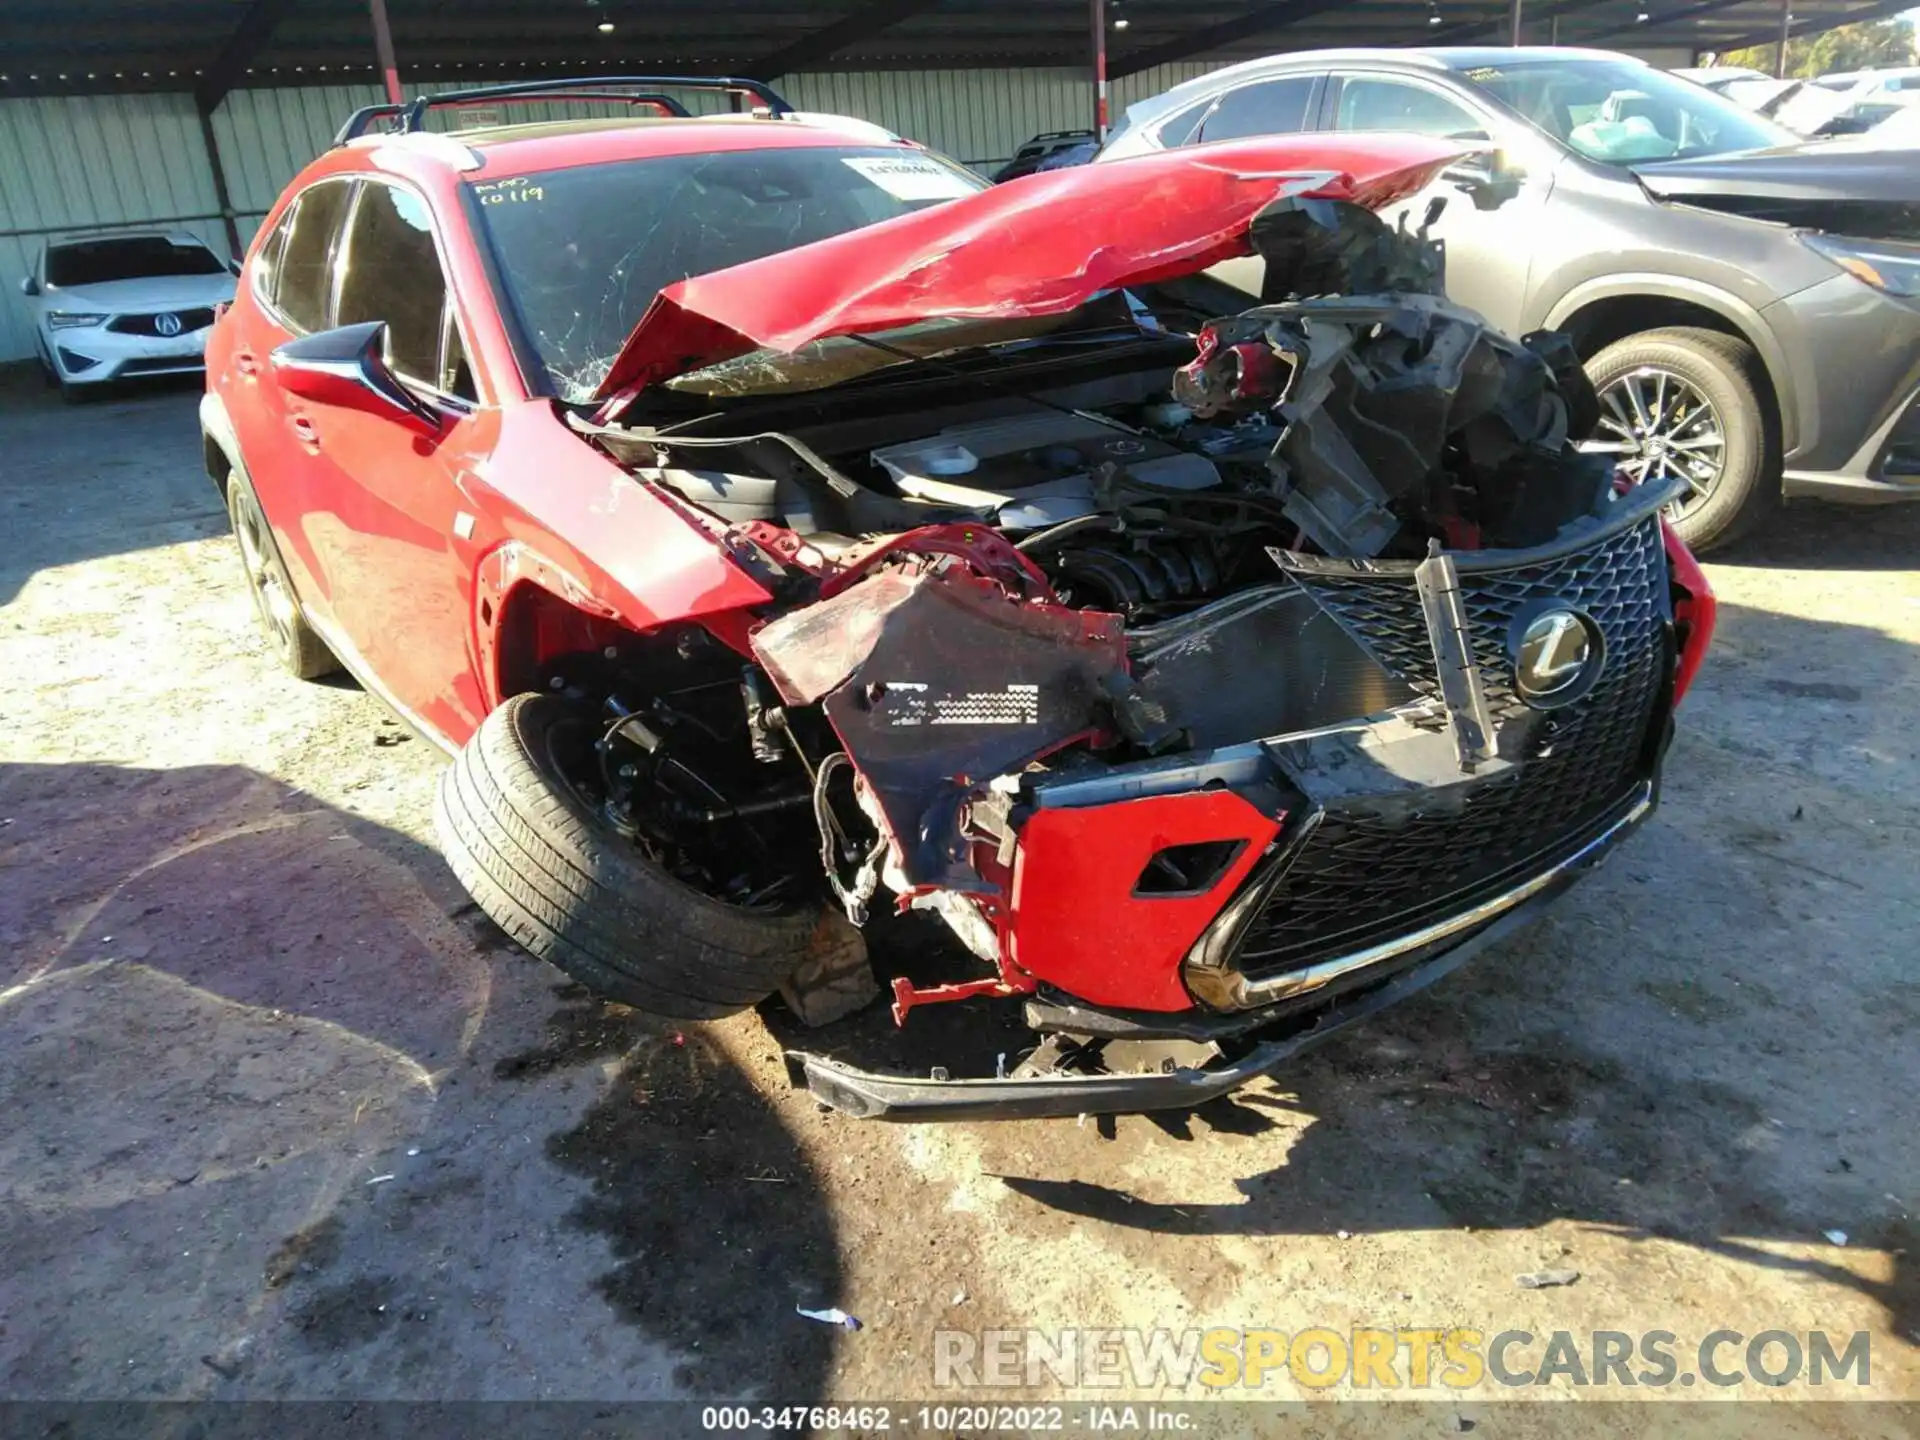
[1579,365,1727,522]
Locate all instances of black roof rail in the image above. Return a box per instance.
[332,91,695,145]
[332,75,794,146]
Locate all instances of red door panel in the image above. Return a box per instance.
[305,400,494,740]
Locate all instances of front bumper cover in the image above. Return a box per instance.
[44,322,211,383]
[784,778,1653,1122]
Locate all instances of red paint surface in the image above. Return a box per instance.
[1662,520,1717,707]
[206,137,772,750]
[594,134,1464,398]
[1005,791,1281,1012]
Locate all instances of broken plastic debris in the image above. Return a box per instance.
[796,1305,862,1331]
[1515,1269,1579,1289]
[1825,1229,1849,1247]
[366,1174,395,1186]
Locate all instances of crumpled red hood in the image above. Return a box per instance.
[592,133,1464,405]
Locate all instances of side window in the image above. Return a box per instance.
[1194,77,1320,144]
[276,181,354,334]
[1155,101,1211,148]
[1334,77,1489,140]
[251,209,294,310]
[334,182,449,387]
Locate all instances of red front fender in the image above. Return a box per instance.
[1662,520,1716,706]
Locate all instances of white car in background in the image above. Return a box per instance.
[20,231,237,399]
[1670,65,1771,91]
[1814,66,1920,99]
[1866,101,1920,145]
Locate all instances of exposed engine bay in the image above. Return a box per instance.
[585,198,1617,618]
[555,193,1683,1082]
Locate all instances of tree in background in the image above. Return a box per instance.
[1719,16,1916,79]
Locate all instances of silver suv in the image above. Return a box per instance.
[1100,47,1920,550]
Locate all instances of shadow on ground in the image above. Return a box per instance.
[0,759,842,1399]
[0,367,222,606]
[1715,494,1920,573]
[991,1013,1916,1344]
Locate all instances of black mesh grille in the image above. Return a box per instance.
[107,308,215,337]
[1235,517,1669,978]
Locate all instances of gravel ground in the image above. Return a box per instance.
[0,369,1914,1429]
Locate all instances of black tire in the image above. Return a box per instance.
[435,693,818,1018]
[1585,326,1779,553]
[225,475,339,680]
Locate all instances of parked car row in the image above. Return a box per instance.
[1685,64,1920,140]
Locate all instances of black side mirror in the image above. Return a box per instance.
[1442,150,1525,211]
[270,321,444,437]
[20,276,39,297]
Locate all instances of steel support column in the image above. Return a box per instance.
[1775,0,1793,78]
[1091,0,1110,142]
[369,0,403,105]
[1511,0,1525,44]
[195,105,242,259]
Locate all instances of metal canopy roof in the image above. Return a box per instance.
[0,0,1906,101]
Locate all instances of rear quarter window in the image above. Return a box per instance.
[1195,77,1319,143]
[251,211,293,310]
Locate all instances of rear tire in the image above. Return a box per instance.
[226,475,339,680]
[435,693,818,1019]
[1584,326,1778,553]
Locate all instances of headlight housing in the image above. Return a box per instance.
[46,311,108,329]
[1802,232,1920,299]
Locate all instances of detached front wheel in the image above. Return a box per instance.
[435,693,818,1018]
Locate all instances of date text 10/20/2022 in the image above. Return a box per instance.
[700,1406,1190,1432]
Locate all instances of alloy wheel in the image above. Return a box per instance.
[1578,365,1726,522]
[233,492,298,652]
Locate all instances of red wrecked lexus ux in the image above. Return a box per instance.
[202,78,1714,1120]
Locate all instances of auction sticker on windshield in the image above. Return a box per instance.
[843,155,979,201]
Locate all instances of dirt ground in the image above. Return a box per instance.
[1,368,1915,1430]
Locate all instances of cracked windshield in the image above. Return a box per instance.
[469,146,986,402]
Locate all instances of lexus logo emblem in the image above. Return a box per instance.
[153,312,183,337]
[1510,605,1605,709]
